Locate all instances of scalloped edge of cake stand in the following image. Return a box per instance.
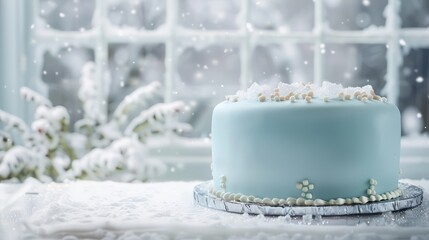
[193,181,423,216]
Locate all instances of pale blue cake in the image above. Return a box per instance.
[210,82,401,206]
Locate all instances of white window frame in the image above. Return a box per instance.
[26,0,429,170]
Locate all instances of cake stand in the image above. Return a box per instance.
[193,181,423,216]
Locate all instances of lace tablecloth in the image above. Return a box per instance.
[0,179,428,239]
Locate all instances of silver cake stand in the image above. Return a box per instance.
[193,182,423,216]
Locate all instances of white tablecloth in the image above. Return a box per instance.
[0,179,428,239]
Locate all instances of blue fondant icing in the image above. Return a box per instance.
[211,98,401,200]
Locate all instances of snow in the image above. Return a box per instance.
[20,87,53,108]
[124,101,192,140]
[318,81,344,98]
[113,81,162,126]
[0,179,428,239]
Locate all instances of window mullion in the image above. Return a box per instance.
[95,0,108,121]
[240,0,250,89]
[386,0,401,105]
[313,0,324,87]
[165,0,178,103]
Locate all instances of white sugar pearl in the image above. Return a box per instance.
[360,196,369,204]
[272,198,280,205]
[336,198,345,205]
[386,192,392,199]
[287,198,296,205]
[354,91,361,97]
[224,193,231,201]
[296,198,306,205]
[308,184,314,190]
[303,180,309,186]
[306,193,313,199]
[234,194,241,201]
[296,183,303,189]
[314,199,326,206]
[302,187,309,192]
[323,96,329,102]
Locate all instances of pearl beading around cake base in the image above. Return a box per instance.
[208,184,402,207]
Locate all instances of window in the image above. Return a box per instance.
[1,0,429,176]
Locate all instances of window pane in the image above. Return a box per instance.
[400,0,429,28]
[107,0,166,30]
[251,43,314,85]
[107,43,165,116]
[176,44,240,89]
[325,0,387,31]
[40,47,95,125]
[399,48,429,135]
[324,44,387,92]
[38,0,96,31]
[175,44,241,137]
[249,0,314,32]
[178,0,241,30]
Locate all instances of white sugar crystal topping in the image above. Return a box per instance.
[226,81,383,103]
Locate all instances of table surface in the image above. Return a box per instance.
[0,179,428,240]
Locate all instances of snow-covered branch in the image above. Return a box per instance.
[20,87,52,108]
[0,109,30,137]
[68,148,124,180]
[0,131,13,151]
[125,101,191,141]
[0,146,47,181]
[78,62,105,123]
[113,81,162,125]
[0,61,192,182]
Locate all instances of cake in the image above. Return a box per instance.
[210,82,401,206]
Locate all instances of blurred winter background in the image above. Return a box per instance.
[1,0,429,181]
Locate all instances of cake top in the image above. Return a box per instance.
[225,81,387,104]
